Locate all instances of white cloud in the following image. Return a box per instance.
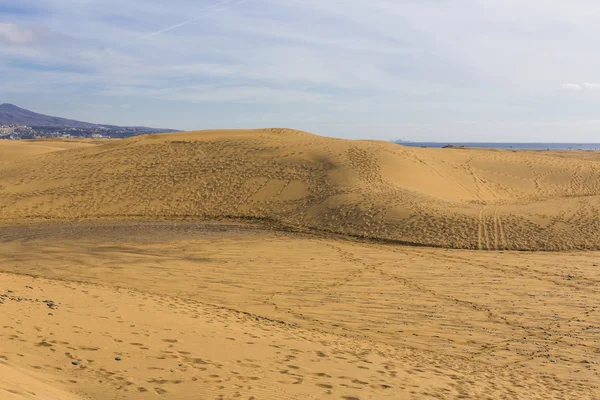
[560,83,600,92]
[101,83,335,104]
[583,82,600,91]
[5,0,600,139]
[561,83,582,91]
[0,23,43,45]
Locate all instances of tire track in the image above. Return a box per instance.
[493,208,499,250]
[478,207,484,250]
[493,207,507,250]
[479,206,491,250]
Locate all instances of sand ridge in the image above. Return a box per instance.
[0,139,100,164]
[2,129,600,250]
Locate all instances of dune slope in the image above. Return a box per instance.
[1,223,598,399]
[2,129,600,250]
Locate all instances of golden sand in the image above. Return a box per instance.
[1,131,599,399]
[2,129,600,250]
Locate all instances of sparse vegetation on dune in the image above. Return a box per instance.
[2,128,600,251]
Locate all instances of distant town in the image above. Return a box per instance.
[0,104,177,140]
[0,124,170,140]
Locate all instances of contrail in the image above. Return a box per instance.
[137,16,201,41]
[134,0,250,43]
[84,0,251,64]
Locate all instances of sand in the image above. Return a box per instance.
[2,129,600,250]
[1,222,599,399]
[1,131,599,399]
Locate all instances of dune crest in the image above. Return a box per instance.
[2,129,600,250]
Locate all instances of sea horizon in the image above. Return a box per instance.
[397,141,600,150]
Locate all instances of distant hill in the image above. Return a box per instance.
[0,103,176,132]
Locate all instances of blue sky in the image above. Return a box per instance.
[1,0,600,141]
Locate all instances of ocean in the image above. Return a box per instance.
[397,142,600,151]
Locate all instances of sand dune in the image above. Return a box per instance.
[0,364,83,400]
[2,129,600,250]
[0,139,98,164]
[1,222,598,399]
[2,131,600,399]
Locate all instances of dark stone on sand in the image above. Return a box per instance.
[72,361,80,366]
[115,356,122,361]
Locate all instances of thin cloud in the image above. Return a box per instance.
[0,23,42,45]
[561,83,600,91]
[6,0,600,140]
[583,82,600,91]
[561,83,582,91]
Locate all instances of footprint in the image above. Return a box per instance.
[316,383,333,389]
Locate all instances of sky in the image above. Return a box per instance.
[1,0,600,142]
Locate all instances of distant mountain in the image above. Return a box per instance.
[0,103,176,132]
